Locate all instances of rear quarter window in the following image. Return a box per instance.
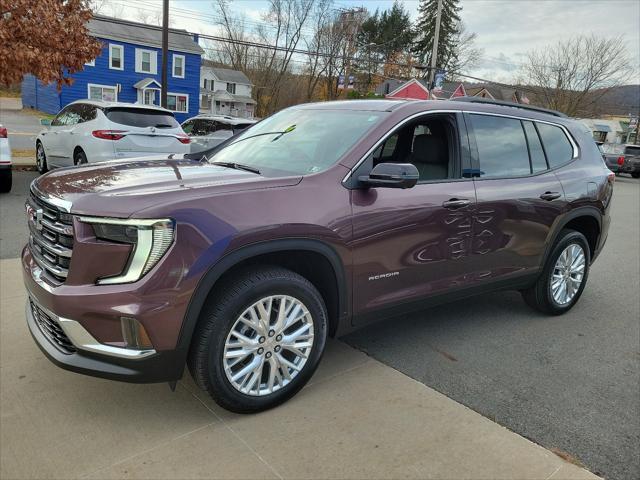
[536,123,574,168]
[105,108,179,128]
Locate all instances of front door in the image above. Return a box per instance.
[465,113,568,284]
[350,112,477,324]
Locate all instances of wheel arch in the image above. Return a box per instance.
[176,239,349,363]
[544,207,602,265]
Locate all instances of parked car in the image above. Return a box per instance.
[0,125,12,192]
[23,98,613,413]
[181,115,256,154]
[601,143,640,178]
[35,100,190,173]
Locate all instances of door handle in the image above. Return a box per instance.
[443,198,471,209]
[540,191,561,201]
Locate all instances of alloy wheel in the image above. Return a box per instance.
[36,145,44,170]
[550,243,586,305]
[223,295,314,396]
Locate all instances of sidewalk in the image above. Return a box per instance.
[0,257,600,480]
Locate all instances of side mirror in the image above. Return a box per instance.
[40,118,51,126]
[358,163,419,189]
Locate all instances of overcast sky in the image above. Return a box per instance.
[99,0,640,84]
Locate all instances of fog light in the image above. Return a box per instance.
[120,317,153,350]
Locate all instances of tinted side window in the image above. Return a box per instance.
[522,121,547,172]
[52,107,70,126]
[198,120,218,135]
[470,114,530,178]
[64,105,82,126]
[536,123,573,168]
[181,120,195,134]
[79,104,97,122]
[214,121,232,131]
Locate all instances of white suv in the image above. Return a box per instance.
[35,100,190,173]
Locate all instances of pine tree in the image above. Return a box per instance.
[412,0,462,74]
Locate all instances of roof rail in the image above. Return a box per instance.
[452,97,567,118]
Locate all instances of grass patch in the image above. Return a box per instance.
[0,87,21,98]
[11,149,35,158]
[21,108,55,120]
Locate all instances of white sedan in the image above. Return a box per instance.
[0,124,12,192]
[181,115,256,154]
[35,100,190,173]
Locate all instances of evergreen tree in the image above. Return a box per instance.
[412,0,462,73]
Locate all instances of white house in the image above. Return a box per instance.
[200,60,256,118]
[578,118,626,144]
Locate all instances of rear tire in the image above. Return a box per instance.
[0,170,11,193]
[36,142,48,174]
[73,149,87,166]
[188,266,328,413]
[522,229,590,315]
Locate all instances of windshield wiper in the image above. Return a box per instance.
[224,125,297,146]
[212,161,261,175]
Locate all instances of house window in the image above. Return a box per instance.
[135,49,156,74]
[203,79,208,89]
[173,54,185,78]
[226,83,236,94]
[166,93,188,113]
[109,44,124,70]
[88,83,117,102]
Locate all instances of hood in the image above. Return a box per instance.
[33,157,302,218]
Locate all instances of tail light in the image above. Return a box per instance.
[92,130,126,140]
[176,133,190,144]
[617,155,625,166]
[0,127,7,138]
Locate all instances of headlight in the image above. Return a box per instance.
[79,217,175,284]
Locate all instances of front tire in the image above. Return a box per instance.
[188,266,328,413]
[0,169,12,193]
[632,172,640,179]
[522,229,590,315]
[36,142,48,174]
[73,149,87,166]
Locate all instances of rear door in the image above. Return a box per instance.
[465,113,568,283]
[103,107,186,157]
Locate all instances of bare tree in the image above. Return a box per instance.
[447,21,482,77]
[303,1,348,100]
[522,34,631,117]
[213,0,317,116]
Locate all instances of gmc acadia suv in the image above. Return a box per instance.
[23,99,613,413]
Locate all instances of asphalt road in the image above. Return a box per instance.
[0,108,42,151]
[0,171,35,259]
[345,176,640,480]
[2,170,639,479]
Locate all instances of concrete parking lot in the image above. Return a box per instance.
[1,171,637,479]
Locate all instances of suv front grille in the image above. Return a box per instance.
[27,193,74,284]
[29,298,76,354]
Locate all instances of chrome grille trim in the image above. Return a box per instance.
[27,191,74,283]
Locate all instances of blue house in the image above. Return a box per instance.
[22,15,204,123]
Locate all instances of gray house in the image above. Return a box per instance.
[199,60,256,118]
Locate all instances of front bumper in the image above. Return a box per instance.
[25,296,184,383]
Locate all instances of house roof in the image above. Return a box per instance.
[88,15,204,55]
[201,60,252,85]
[133,78,162,89]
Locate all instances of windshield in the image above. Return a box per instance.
[209,108,384,175]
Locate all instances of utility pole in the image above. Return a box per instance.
[160,0,169,108]
[339,7,365,99]
[427,0,443,92]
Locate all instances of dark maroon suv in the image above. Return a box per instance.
[23,99,613,412]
